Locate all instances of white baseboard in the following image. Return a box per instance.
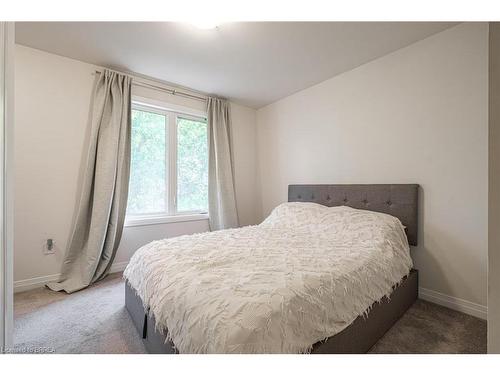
[13,265,487,321]
[14,273,60,293]
[419,287,487,320]
[109,261,128,274]
[14,261,130,293]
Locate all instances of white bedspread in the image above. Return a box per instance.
[124,203,413,353]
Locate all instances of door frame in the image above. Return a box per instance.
[0,21,14,351]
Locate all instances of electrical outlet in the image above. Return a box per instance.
[43,238,55,255]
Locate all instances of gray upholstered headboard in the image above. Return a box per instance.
[288,184,419,246]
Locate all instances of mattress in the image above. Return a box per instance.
[124,202,413,354]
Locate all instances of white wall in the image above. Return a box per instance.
[256,23,488,312]
[13,45,259,289]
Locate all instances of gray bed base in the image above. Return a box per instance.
[125,184,419,354]
[125,270,418,354]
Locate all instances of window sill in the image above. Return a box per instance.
[124,213,209,227]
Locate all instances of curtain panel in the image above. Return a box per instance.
[207,97,239,231]
[47,70,132,293]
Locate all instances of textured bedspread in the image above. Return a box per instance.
[123,203,413,353]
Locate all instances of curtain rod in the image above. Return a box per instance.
[93,69,207,102]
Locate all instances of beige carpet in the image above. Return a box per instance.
[13,272,486,354]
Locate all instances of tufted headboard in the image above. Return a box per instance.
[288,184,419,246]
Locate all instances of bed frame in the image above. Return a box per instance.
[125,184,419,354]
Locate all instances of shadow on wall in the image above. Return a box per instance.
[410,186,480,305]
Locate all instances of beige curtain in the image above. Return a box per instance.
[207,97,239,230]
[47,70,132,293]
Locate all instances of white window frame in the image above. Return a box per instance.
[125,96,209,227]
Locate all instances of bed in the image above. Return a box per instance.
[124,184,419,354]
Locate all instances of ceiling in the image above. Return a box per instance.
[15,22,457,108]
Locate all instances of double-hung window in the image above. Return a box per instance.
[126,98,208,225]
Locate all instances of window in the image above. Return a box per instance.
[127,100,208,225]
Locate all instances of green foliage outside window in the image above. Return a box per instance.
[127,109,166,215]
[177,117,208,212]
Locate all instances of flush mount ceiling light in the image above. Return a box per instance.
[189,21,220,30]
